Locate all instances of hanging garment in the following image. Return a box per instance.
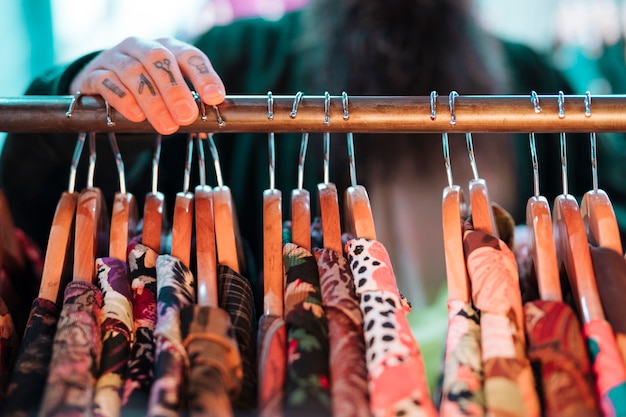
[523,300,599,417]
[0,297,18,409]
[217,264,257,410]
[38,280,103,417]
[257,313,286,417]
[314,247,370,417]
[93,257,134,417]
[439,299,484,417]
[346,238,437,417]
[121,243,158,412]
[1,298,59,417]
[180,304,242,417]
[463,228,540,417]
[589,244,626,366]
[283,243,332,417]
[147,255,195,417]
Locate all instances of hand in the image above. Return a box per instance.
[69,37,226,135]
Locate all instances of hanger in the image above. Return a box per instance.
[553,92,604,323]
[108,132,138,262]
[73,132,108,282]
[579,91,623,254]
[290,92,312,251]
[450,91,498,237]
[342,92,376,240]
[263,92,284,316]
[194,134,218,307]
[170,133,195,268]
[38,132,85,302]
[142,134,166,253]
[317,91,343,254]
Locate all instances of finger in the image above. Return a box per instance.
[158,38,226,106]
[117,38,200,125]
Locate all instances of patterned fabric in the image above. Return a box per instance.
[121,244,158,412]
[583,320,626,417]
[147,255,195,417]
[524,300,598,417]
[463,228,540,417]
[0,297,19,409]
[257,314,286,417]
[346,238,437,417]
[94,257,133,417]
[440,299,484,417]
[283,243,331,417]
[2,298,59,417]
[38,280,103,417]
[217,265,257,410]
[180,305,242,417]
[589,244,626,366]
[314,248,370,417]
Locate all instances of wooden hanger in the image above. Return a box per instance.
[74,132,108,283]
[194,135,218,307]
[38,132,86,302]
[553,130,604,323]
[142,135,166,253]
[440,132,470,303]
[290,94,311,250]
[170,134,195,268]
[526,132,562,301]
[342,94,376,240]
[108,132,138,262]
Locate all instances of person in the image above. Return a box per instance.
[2,0,626,387]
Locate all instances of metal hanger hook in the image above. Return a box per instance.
[558,90,565,119]
[441,133,453,188]
[343,92,357,186]
[465,132,480,180]
[151,135,162,195]
[530,91,541,113]
[267,91,274,120]
[108,132,126,194]
[104,100,115,127]
[430,91,438,120]
[324,91,331,125]
[65,91,83,119]
[196,134,207,186]
[182,133,194,193]
[207,133,224,188]
[87,132,97,189]
[290,91,304,119]
[587,91,598,191]
[449,90,459,125]
[342,91,350,120]
[213,105,226,127]
[68,132,87,193]
[192,91,208,121]
[584,90,592,117]
[528,132,540,197]
[560,131,568,196]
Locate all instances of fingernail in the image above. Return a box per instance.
[203,84,226,102]
[154,111,178,135]
[128,105,145,121]
[173,100,197,123]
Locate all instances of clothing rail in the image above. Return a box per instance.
[1,93,626,134]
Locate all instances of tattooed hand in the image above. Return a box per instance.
[69,37,225,135]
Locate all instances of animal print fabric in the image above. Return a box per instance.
[523,300,599,417]
[313,248,370,417]
[439,299,484,417]
[345,238,437,417]
[94,257,134,417]
[463,228,540,417]
[282,243,332,417]
[257,314,286,417]
[147,255,195,417]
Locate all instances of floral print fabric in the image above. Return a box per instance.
[346,238,437,417]
[524,300,598,417]
[282,243,331,417]
[440,299,484,417]
[147,255,195,417]
[121,243,158,413]
[257,314,286,417]
[94,257,134,417]
[463,228,540,417]
[314,248,370,417]
[38,280,103,417]
[2,298,59,417]
[0,297,18,409]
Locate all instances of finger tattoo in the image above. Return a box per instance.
[103,78,126,98]
[188,55,210,74]
[139,73,157,95]
[154,59,176,85]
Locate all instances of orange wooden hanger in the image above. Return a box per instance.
[440,131,470,303]
[74,132,108,283]
[580,93,622,254]
[317,92,343,254]
[263,95,284,316]
[526,130,562,302]
[553,122,604,323]
[194,135,218,307]
[207,132,240,273]
[38,132,86,302]
[142,135,166,253]
[290,93,311,251]
[108,132,138,262]
[342,92,376,240]
[170,133,195,268]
